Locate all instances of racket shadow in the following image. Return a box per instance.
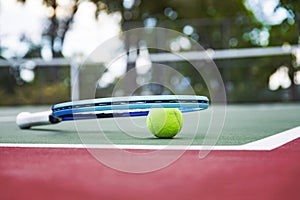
[29,128,120,135]
[135,136,187,140]
[30,128,77,134]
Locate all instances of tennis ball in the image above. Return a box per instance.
[146,108,183,138]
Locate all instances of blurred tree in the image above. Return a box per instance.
[16,0,79,58]
[14,0,125,58]
[1,0,299,103]
[12,0,299,56]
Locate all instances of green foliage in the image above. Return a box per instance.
[0,67,70,105]
[0,82,70,105]
[217,55,295,102]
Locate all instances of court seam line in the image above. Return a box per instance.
[0,126,299,151]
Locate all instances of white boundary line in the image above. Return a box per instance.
[239,126,300,150]
[0,126,299,151]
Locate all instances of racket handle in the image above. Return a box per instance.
[16,111,55,129]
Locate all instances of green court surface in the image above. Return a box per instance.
[0,104,299,146]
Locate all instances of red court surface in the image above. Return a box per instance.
[1,138,300,200]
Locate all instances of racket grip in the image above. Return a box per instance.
[16,111,54,129]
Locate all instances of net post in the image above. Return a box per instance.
[71,61,80,101]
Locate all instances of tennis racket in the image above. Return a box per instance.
[16,95,209,129]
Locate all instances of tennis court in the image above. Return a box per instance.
[1,0,300,199]
[1,104,300,199]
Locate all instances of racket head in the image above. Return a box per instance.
[52,95,209,121]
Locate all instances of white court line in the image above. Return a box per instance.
[240,126,300,150]
[0,126,299,151]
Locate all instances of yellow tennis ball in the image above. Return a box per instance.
[146,108,183,138]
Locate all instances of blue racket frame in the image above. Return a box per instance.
[52,95,209,121]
